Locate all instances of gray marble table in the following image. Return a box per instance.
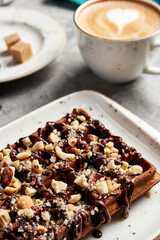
[0,0,160,132]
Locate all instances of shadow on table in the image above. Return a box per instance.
[53,67,140,102]
[0,64,53,97]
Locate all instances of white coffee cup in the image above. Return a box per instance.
[74,0,160,84]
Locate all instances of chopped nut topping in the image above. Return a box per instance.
[107,179,121,192]
[68,138,77,147]
[23,137,32,148]
[1,156,12,167]
[51,179,67,193]
[69,194,81,204]
[83,162,88,169]
[18,209,34,219]
[17,151,31,160]
[36,225,47,234]
[41,211,51,221]
[50,155,57,163]
[49,132,61,143]
[55,146,75,160]
[12,160,20,168]
[74,174,88,188]
[25,187,37,197]
[121,161,129,170]
[17,195,34,209]
[96,178,108,195]
[3,149,11,156]
[70,120,79,130]
[31,141,44,152]
[45,143,53,151]
[4,186,17,194]
[87,151,92,159]
[32,159,43,174]
[0,209,11,228]
[107,160,119,170]
[126,165,143,175]
[77,115,86,121]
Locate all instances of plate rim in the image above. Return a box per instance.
[0,7,67,83]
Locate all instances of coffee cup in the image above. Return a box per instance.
[74,0,160,84]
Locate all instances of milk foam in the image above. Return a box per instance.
[77,1,160,40]
[107,9,139,35]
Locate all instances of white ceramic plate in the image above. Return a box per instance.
[0,90,160,240]
[0,7,66,83]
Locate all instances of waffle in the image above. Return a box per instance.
[0,108,159,240]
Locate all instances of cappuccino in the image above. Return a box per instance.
[77,0,160,40]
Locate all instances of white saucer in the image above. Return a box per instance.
[0,7,66,83]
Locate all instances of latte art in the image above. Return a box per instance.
[107,8,140,35]
[77,1,160,40]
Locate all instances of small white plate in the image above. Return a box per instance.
[0,7,66,83]
[0,90,160,240]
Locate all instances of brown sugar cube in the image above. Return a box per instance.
[4,33,21,50]
[10,42,33,63]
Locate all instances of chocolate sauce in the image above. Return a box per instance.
[92,229,102,238]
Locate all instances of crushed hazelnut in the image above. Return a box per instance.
[49,132,61,143]
[36,225,47,234]
[51,179,67,193]
[25,187,37,197]
[107,179,121,192]
[69,194,81,204]
[70,120,79,130]
[45,144,53,151]
[83,162,88,169]
[16,151,31,160]
[3,149,11,156]
[50,156,57,163]
[74,174,88,188]
[17,195,34,209]
[68,138,77,147]
[41,211,50,221]
[4,186,17,194]
[107,160,119,170]
[121,161,129,170]
[18,209,34,219]
[77,115,86,121]
[87,151,92,159]
[0,209,11,228]
[95,178,108,195]
[55,146,75,160]
[126,165,143,175]
[32,159,43,174]
[23,137,32,148]
[31,141,44,152]
[12,160,20,169]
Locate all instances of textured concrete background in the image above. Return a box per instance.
[0,0,160,131]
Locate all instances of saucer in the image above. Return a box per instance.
[0,7,66,83]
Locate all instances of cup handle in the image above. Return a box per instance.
[143,38,160,74]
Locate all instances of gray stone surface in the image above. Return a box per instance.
[0,0,160,132]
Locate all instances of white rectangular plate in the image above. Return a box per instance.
[0,90,160,240]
